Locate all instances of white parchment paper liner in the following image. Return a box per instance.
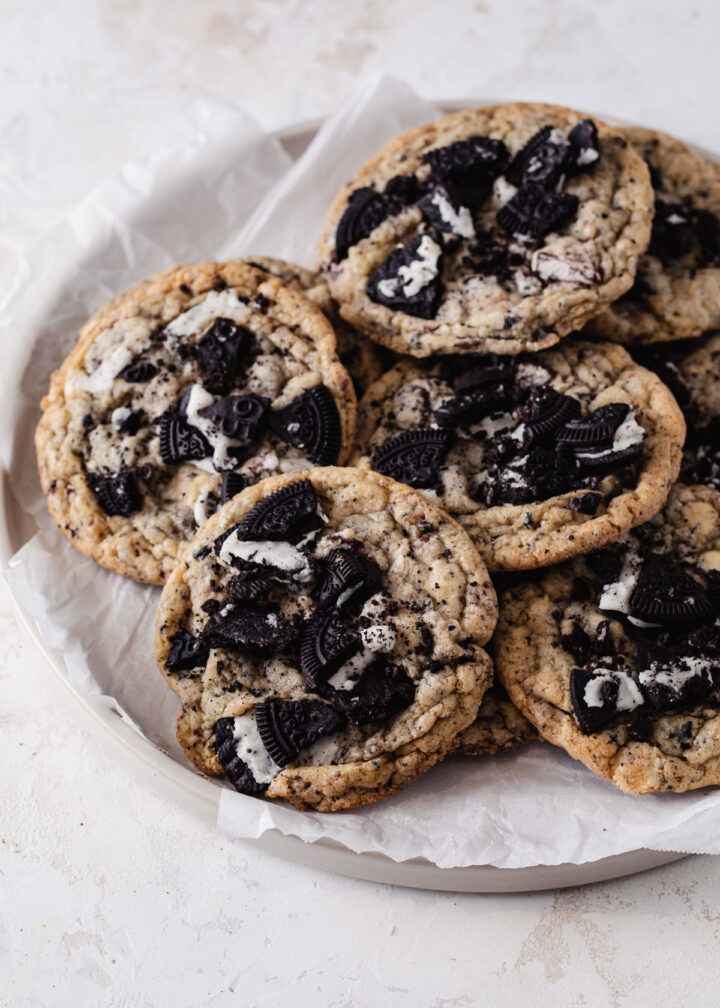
[3,77,720,870]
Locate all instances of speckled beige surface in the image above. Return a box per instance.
[585,126,720,344]
[319,103,653,357]
[156,467,497,811]
[496,484,720,793]
[244,255,389,397]
[353,340,685,571]
[35,261,356,585]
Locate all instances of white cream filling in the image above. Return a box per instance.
[230,712,281,784]
[111,406,131,429]
[431,190,474,239]
[218,532,314,582]
[80,344,134,395]
[576,409,645,461]
[166,289,250,337]
[639,655,715,693]
[184,383,244,472]
[531,251,598,286]
[327,648,378,692]
[583,669,644,711]
[377,235,443,300]
[598,552,642,617]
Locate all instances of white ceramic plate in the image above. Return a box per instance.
[0,104,689,892]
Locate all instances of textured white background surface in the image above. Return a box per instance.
[3,1,720,1005]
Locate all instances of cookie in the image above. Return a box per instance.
[155,468,498,811]
[353,340,685,571]
[319,103,653,358]
[632,332,720,491]
[455,683,538,756]
[584,127,720,344]
[36,261,356,585]
[245,256,388,397]
[495,484,720,793]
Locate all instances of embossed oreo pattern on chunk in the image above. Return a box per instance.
[372,429,451,489]
[497,185,579,240]
[315,548,382,611]
[300,611,361,690]
[629,555,714,627]
[159,415,210,465]
[506,126,570,189]
[334,187,403,261]
[201,604,300,654]
[255,699,344,768]
[230,479,322,543]
[196,317,250,394]
[164,630,209,674]
[334,660,415,726]
[214,717,267,796]
[198,394,268,446]
[268,385,342,465]
[89,469,143,517]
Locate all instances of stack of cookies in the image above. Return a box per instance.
[35,102,720,811]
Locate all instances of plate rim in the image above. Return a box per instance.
[0,99,695,892]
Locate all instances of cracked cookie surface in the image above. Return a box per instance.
[155,467,497,811]
[353,340,685,571]
[36,261,356,584]
[495,484,720,793]
[319,103,653,357]
[585,126,720,344]
[244,255,388,397]
[455,683,538,756]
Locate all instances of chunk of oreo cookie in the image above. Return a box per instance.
[481,446,575,506]
[220,471,248,505]
[197,317,250,393]
[384,173,421,203]
[520,386,581,441]
[314,548,382,611]
[268,385,342,465]
[435,364,514,428]
[371,429,451,489]
[569,492,602,515]
[638,651,715,712]
[300,611,360,690]
[214,717,266,796]
[335,187,402,261]
[497,185,578,239]
[506,126,569,188]
[254,699,344,767]
[565,119,600,175]
[227,573,274,603]
[560,621,592,664]
[231,479,323,542]
[159,415,210,464]
[417,184,474,238]
[423,135,508,207]
[629,555,714,627]
[198,394,269,446]
[119,359,158,383]
[201,604,300,654]
[556,403,630,450]
[164,629,209,674]
[569,666,640,735]
[366,234,444,319]
[334,659,415,726]
[648,199,694,261]
[89,469,143,517]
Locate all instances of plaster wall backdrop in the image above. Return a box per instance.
[3,1,720,1006]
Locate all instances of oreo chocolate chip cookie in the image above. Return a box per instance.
[156,468,497,812]
[353,340,684,571]
[36,260,356,584]
[584,126,720,344]
[494,484,720,793]
[319,103,653,357]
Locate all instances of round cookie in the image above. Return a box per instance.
[36,261,356,585]
[455,684,538,757]
[353,340,685,571]
[495,484,720,793]
[632,331,720,490]
[155,468,498,812]
[245,255,388,397]
[319,103,653,357]
[584,126,720,344]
